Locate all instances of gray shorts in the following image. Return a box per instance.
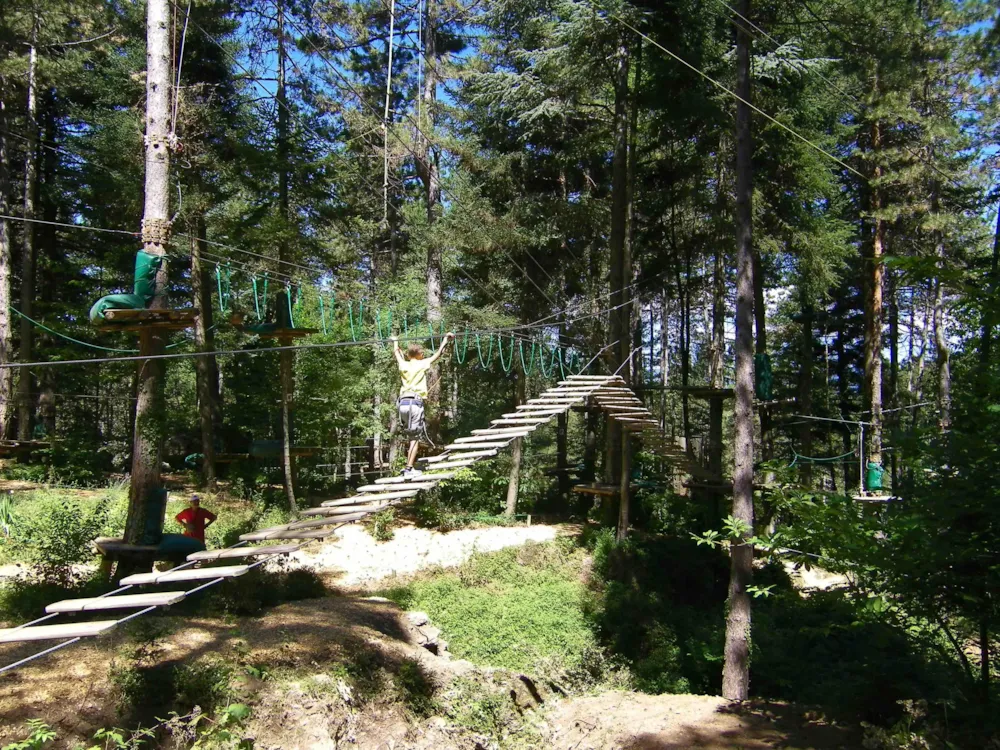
[398,397,425,439]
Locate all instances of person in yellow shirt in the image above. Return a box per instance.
[391,331,455,476]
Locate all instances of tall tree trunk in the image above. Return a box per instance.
[887,267,899,486]
[124,0,173,556]
[753,247,770,463]
[722,0,755,701]
[981,207,1000,364]
[191,218,218,490]
[933,274,950,431]
[864,117,885,466]
[798,293,814,487]
[17,18,39,441]
[608,36,631,528]
[276,0,297,512]
[0,81,13,439]
[505,371,525,517]
[421,0,443,441]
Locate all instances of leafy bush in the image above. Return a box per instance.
[443,676,539,749]
[2,493,110,580]
[1,720,57,750]
[395,658,437,717]
[0,573,107,623]
[282,567,327,600]
[364,507,397,542]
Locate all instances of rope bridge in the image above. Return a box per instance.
[0,374,717,674]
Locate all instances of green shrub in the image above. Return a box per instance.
[0,573,106,623]
[1,720,57,750]
[173,658,235,713]
[364,507,397,542]
[3,492,110,580]
[443,676,539,749]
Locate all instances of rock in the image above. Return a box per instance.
[406,611,430,627]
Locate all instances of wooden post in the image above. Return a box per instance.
[722,0,755,702]
[123,0,173,557]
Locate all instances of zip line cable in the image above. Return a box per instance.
[608,14,865,181]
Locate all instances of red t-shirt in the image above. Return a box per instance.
[175,507,217,542]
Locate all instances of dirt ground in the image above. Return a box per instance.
[290,522,560,588]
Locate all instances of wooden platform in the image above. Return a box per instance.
[100,308,198,331]
[573,483,626,497]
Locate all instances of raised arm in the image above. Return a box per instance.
[429,332,456,364]
[391,335,405,365]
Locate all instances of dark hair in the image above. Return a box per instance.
[406,344,425,360]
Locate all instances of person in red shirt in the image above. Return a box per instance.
[175,494,217,543]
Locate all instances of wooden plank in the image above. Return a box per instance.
[421,458,479,471]
[46,591,187,614]
[321,490,418,506]
[0,620,119,643]
[503,412,569,419]
[490,418,551,426]
[286,513,373,531]
[187,544,302,561]
[356,482,438,493]
[375,472,456,484]
[239,527,349,542]
[102,308,198,322]
[572,483,620,497]
[121,565,250,586]
[433,447,499,457]
[299,503,395,517]
[469,428,534,437]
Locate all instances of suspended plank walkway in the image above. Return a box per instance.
[0,374,723,669]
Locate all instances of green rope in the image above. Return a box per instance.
[10,307,187,353]
[348,299,364,341]
[476,332,495,368]
[427,319,440,348]
[519,339,536,375]
[556,347,567,379]
[319,296,328,335]
[215,265,229,314]
[498,334,515,373]
[286,285,295,328]
[402,313,409,337]
[454,326,470,364]
[11,306,139,353]
[374,308,393,342]
[787,448,856,468]
[538,343,558,378]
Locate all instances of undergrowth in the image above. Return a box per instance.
[379,540,612,680]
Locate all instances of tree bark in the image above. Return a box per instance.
[798,293,814,487]
[864,118,885,466]
[191,218,218,490]
[505,371,525,517]
[421,0,444,441]
[981,207,1000,364]
[722,0,755,702]
[608,36,632,514]
[276,0,297,512]
[0,81,13,439]
[933,274,950,431]
[124,0,172,556]
[17,18,39,441]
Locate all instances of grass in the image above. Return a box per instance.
[379,540,598,673]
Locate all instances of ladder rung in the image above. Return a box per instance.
[322,490,418,505]
[356,482,438,493]
[46,591,187,614]
[0,620,119,643]
[121,565,250,586]
[187,544,303,561]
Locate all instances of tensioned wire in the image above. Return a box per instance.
[0,289,637,370]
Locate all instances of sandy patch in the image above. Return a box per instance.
[287,523,560,587]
